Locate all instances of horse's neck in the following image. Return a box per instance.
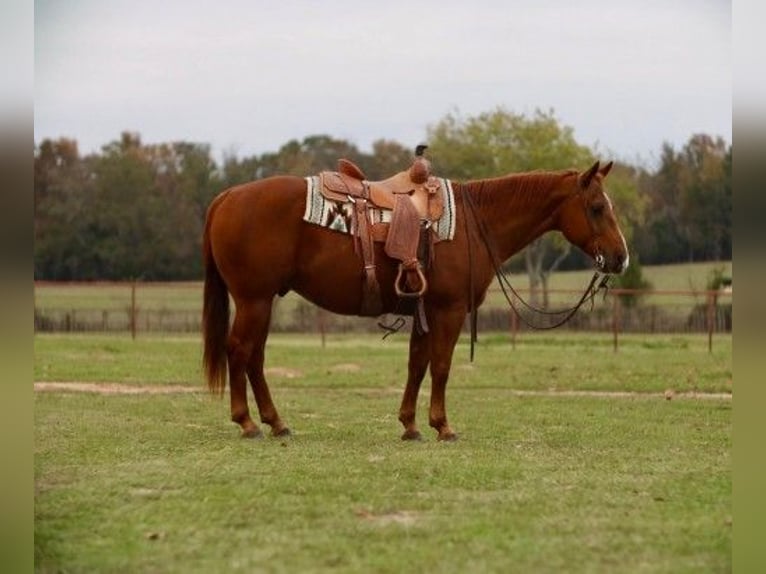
[460,172,573,261]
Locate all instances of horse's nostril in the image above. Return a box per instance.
[595,254,605,269]
[615,253,629,272]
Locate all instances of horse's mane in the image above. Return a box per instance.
[459,169,578,207]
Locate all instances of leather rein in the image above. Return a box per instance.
[461,187,612,361]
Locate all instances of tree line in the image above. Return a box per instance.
[34,108,731,284]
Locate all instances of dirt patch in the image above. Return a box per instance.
[509,389,732,400]
[34,382,199,395]
[33,382,731,401]
[355,509,419,527]
[264,367,303,379]
[328,363,362,373]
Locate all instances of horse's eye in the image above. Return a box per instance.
[590,203,605,217]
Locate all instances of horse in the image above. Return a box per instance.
[202,159,628,441]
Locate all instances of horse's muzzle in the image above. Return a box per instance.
[595,251,629,275]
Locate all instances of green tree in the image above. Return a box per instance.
[34,138,94,279]
[364,139,414,180]
[219,152,263,188]
[142,140,220,278]
[678,134,731,261]
[427,107,594,179]
[86,132,160,278]
[263,135,366,176]
[635,135,731,264]
[35,132,220,280]
[219,135,415,185]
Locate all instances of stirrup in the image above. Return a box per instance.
[394,263,427,298]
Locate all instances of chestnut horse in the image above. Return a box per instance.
[202,160,628,441]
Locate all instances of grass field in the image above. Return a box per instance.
[34,332,731,572]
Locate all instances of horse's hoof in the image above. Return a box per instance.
[437,432,459,442]
[401,430,423,441]
[272,427,292,438]
[241,427,264,439]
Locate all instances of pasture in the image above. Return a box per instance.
[35,332,731,572]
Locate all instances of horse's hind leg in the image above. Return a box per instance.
[245,300,290,437]
[398,324,431,441]
[227,301,264,438]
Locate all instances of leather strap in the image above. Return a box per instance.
[352,195,382,316]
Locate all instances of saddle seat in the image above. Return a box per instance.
[320,156,444,221]
[316,148,441,323]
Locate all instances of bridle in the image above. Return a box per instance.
[461,186,612,361]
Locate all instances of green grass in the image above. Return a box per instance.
[34,332,732,395]
[35,334,204,384]
[35,333,731,572]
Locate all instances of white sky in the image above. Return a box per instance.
[34,0,731,166]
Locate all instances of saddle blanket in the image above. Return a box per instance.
[303,176,456,241]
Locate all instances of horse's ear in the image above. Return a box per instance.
[599,161,614,178]
[579,161,600,189]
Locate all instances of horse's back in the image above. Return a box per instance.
[209,175,306,224]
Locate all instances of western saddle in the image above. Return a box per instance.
[318,145,444,323]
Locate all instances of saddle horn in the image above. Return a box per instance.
[410,144,431,183]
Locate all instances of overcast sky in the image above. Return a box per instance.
[34,0,731,166]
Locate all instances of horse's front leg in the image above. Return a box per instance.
[398,322,431,441]
[427,306,466,441]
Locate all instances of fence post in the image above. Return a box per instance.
[317,307,326,348]
[130,281,137,340]
[612,292,621,352]
[707,290,716,353]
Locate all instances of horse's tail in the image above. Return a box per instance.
[202,192,230,396]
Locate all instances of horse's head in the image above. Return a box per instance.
[557,161,629,275]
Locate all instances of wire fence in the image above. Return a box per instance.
[34,281,732,350]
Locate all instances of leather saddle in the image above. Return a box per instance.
[319,156,444,221]
[316,148,442,325]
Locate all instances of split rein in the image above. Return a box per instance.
[461,188,612,359]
